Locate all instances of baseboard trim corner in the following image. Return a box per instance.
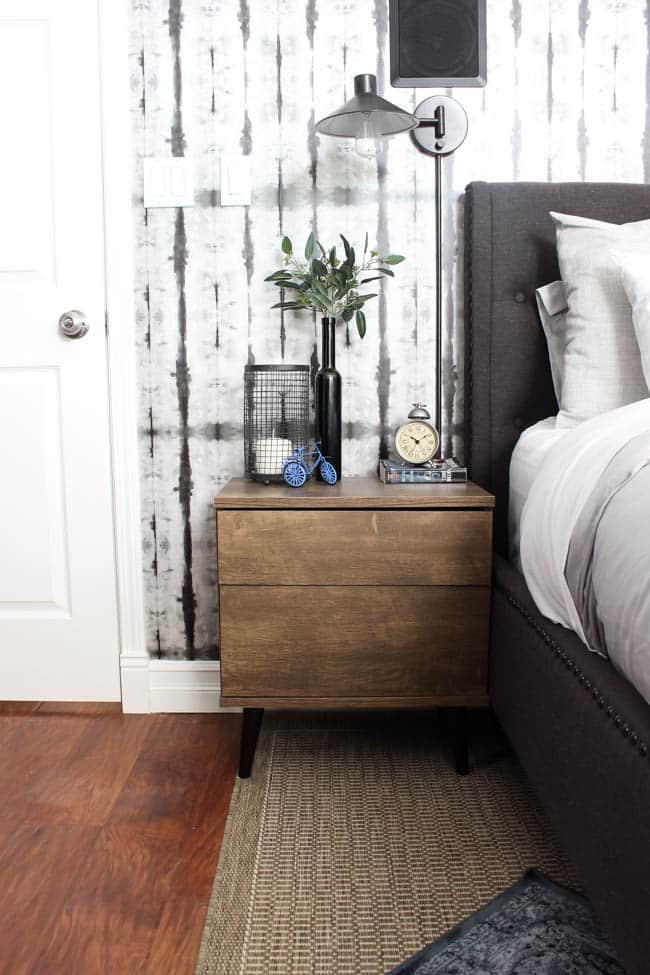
[120,656,239,714]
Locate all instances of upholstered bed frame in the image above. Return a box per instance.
[464,182,650,975]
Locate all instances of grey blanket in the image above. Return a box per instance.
[566,429,650,664]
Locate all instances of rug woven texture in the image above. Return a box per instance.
[195,714,578,975]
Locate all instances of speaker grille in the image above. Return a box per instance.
[398,0,479,80]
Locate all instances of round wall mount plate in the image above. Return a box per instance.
[411,95,469,156]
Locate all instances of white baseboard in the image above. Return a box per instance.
[120,656,240,713]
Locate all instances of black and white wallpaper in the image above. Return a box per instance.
[130,0,650,659]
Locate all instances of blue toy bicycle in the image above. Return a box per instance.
[282,441,338,487]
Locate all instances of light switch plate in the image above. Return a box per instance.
[220,154,252,206]
[144,157,195,208]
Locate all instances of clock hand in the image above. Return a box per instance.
[409,435,421,444]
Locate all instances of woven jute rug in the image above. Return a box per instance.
[195,712,578,975]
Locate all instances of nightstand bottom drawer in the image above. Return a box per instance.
[220,585,489,702]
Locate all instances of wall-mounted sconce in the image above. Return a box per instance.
[316,74,468,456]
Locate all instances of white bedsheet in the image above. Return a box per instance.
[519,400,650,701]
[509,417,567,568]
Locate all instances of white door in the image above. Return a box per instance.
[0,0,120,700]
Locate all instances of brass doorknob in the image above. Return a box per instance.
[59,310,90,339]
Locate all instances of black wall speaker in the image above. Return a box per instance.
[390,0,486,88]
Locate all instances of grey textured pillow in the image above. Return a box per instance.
[551,211,649,427]
[614,250,650,389]
[535,280,568,403]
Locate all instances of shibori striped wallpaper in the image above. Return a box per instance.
[130,0,650,660]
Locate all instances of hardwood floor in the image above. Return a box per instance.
[0,704,240,974]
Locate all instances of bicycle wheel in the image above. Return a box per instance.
[283,461,308,488]
[320,460,337,485]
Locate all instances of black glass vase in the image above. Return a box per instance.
[315,317,341,479]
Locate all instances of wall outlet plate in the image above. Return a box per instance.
[220,154,252,206]
[143,157,195,208]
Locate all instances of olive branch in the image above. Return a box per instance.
[265,232,404,339]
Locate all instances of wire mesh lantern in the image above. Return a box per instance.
[244,365,310,482]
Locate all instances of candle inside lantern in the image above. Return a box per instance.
[253,437,293,476]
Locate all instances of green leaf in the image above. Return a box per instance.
[272,280,302,289]
[341,307,355,322]
[282,236,293,255]
[360,276,383,284]
[352,294,378,309]
[312,277,328,295]
[340,234,352,259]
[329,246,338,267]
[310,294,329,312]
[363,231,369,258]
[381,254,405,265]
[265,270,292,281]
[317,240,327,259]
[356,309,367,339]
[304,232,315,260]
[311,258,327,277]
[377,267,395,277]
[271,301,304,310]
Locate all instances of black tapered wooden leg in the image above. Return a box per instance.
[449,707,469,776]
[238,708,264,779]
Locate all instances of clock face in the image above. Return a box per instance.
[395,421,440,464]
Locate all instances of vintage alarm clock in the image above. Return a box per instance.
[394,403,440,464]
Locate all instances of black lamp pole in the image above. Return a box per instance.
[411,95,468,457]
[435,152,443,446]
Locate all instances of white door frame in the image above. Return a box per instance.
[98,0,226,712]
[97,0,148,709]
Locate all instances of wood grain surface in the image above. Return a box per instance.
[220,586,490,702]
[218,509,492,586]
[214,477,495,510]
[0,709,240,975]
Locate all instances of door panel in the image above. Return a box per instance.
[0,0,120,700]
[0,368,70,615]
[0,18,55,281]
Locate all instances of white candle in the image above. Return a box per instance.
[253,437,293,475]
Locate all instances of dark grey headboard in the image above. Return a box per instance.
[464,180,650,556]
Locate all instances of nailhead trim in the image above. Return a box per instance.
[502,589,648,761]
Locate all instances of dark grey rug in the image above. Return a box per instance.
[388,870,624,975]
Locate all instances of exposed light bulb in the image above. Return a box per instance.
[354,137,379,160]
[353,111,380,160]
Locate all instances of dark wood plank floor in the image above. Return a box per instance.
[0,703,240,974]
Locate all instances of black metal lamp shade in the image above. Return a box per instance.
[315,73,418,139]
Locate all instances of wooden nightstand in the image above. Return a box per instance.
[214,477,495,777]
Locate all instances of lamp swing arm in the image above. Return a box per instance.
[416,105,446,140]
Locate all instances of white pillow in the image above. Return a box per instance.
[550,212,650,427]
[613,250,650,389]
[535,280,568,403]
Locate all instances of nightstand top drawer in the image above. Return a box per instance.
[214,477,494,510]
[218,509,492,586]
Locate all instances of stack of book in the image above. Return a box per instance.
[378,457,468,484]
